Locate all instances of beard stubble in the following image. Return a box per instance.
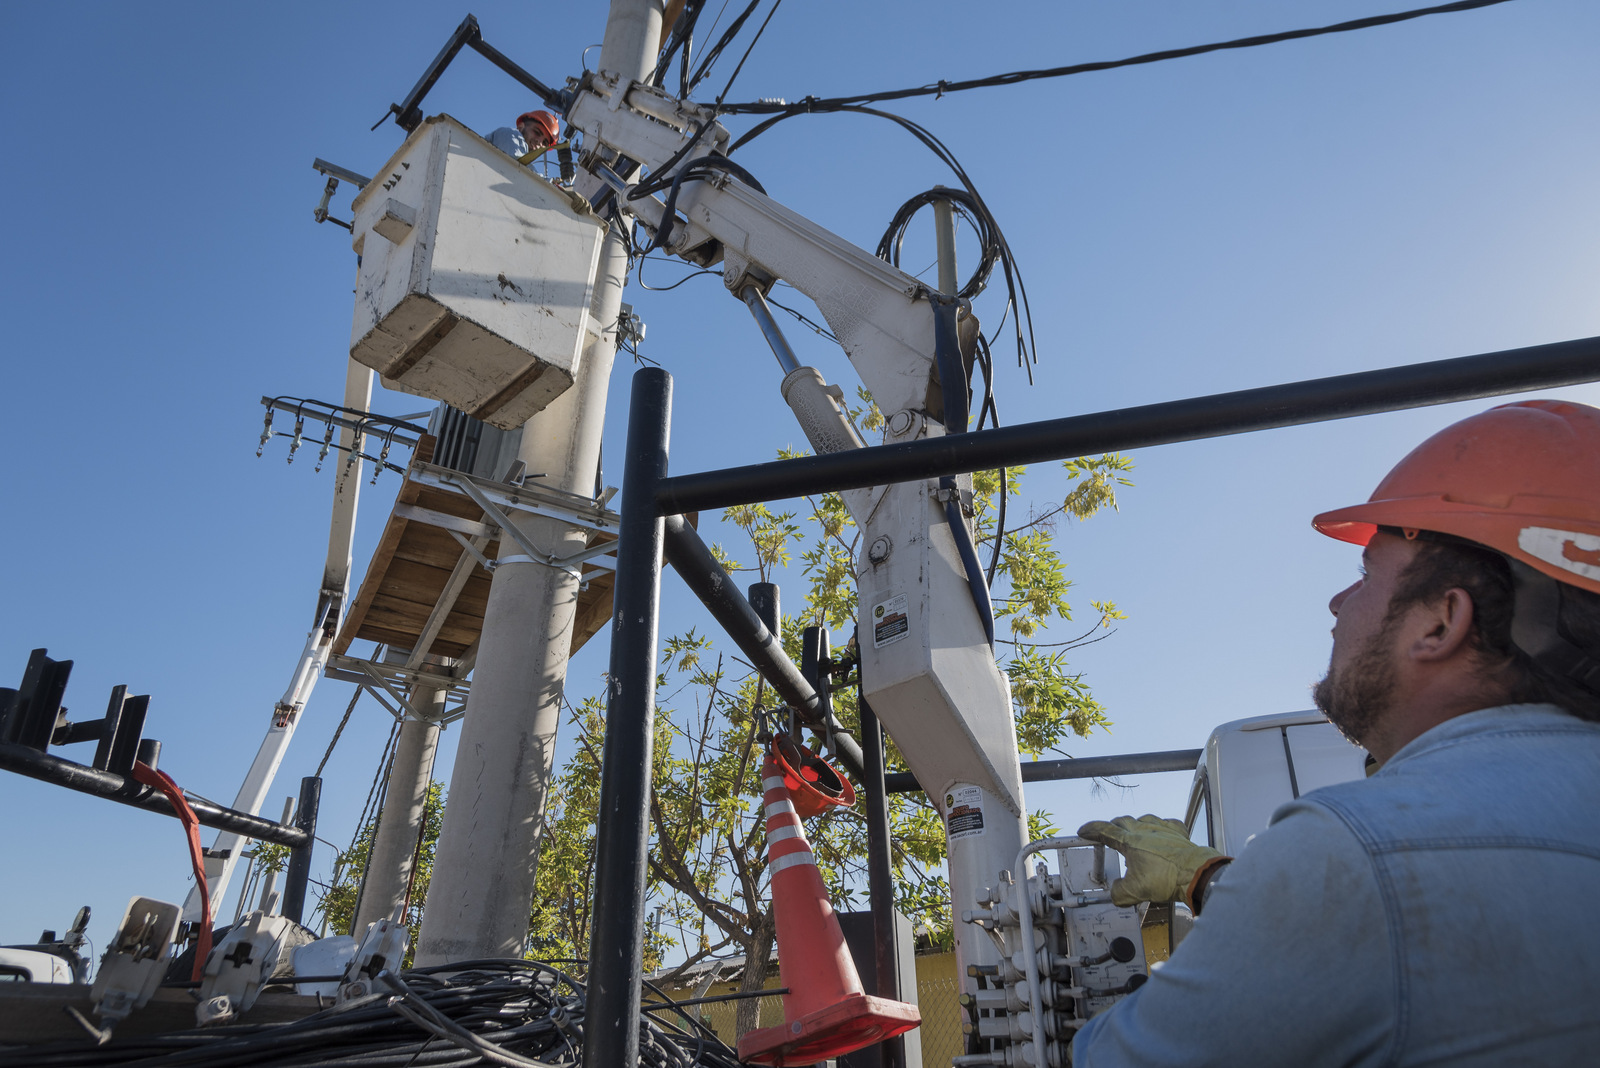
[1312,613,1401,749]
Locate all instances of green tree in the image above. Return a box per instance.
[318,780,445,965]
[532,427,1132,1038]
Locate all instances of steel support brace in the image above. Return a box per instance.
[662,515,866,778]
[860,696,907,1068]
[882,748,1204,794]
[281,776,322,924]
[0,742,311,847]
[656,335,1600,515]
[584,368,672,1068]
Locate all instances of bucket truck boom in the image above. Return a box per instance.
[181,361,374,924]
[562,71,1031,986]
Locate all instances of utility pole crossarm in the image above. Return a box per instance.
[565,81,944,424]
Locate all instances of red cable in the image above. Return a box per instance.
[132,760,212,982]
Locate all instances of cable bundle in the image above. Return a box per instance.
[9,961,747,1068]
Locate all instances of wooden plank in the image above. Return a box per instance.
[334,469,428,655]
[368,558,491,614]
[337,439,633,660]
[352,622,472,659]
[391,525,498,571]
[370,574,492,620]
[409,536,491,667]
[361,602,483,648]
[412,482,488,517]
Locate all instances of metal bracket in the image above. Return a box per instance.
[323,655,469,725]
[409,463,618,533]
[439,470,618,578]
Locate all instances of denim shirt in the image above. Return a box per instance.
[487,126,529,161]
[1073,704,1600,1066]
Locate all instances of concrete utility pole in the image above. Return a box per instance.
[416,0,665,965]
[352,666,442,934]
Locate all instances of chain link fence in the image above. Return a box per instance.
[914,970,963,1066]
[654,952,966,1066]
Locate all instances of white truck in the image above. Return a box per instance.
[1186,709,1372,855]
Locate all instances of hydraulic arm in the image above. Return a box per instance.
[562,70,1028,985]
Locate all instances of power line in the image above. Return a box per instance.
[715,0,1519,114]
[713,0,783,107]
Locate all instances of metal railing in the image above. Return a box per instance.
[586,334,1600,1063]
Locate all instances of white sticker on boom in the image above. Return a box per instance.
[872,593,910,648]
[1519,526,1600,583]
[945,785,985,840]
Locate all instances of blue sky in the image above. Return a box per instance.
[2,1,1597,952]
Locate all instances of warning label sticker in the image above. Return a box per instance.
[945,786,985,840]
[871,593,909,648]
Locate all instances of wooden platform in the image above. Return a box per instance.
[334,437,616,665]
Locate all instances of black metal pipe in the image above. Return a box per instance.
[747,583,780,645]
[102,694,148,776]
[282,776,322,925]
[88,685,127,766]
[0,742,310,847]
[8,650,72,752]
[585,368,674,1068]
[750,583,792,735]
[800,627,830,747]
[390,15,481,131]
[859,697,906,1068]
[656,335,1600,515]
[883,748,1204,793]
[662,514,866,779]
[467,37,564,111]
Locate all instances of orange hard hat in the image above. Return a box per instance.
[1313,399,1600,595]
[769,733,854,819]
[517,110,559,144]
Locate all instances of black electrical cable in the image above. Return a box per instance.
[733,105,1039,382]
[875,188,1004,433]
[687,0,764,95]
[764,290,839,344]
[313,687,362,779]
[11,960,748,1067]
[637,256,725,292]
[649,0,706,91]
[711,0,782,108]
[929,297,996,649]
[714,0,1519,113]
[635,155,768,255]
[969,332,1009,588]
[876,187,998,302]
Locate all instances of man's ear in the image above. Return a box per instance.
[1409,587,1477,662]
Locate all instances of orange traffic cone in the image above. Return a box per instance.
[737,745,920,1066]
[770,732,855,819]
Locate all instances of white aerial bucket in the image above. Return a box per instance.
[349,114,606,429]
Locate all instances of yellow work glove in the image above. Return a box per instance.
[1077,814,1230,909]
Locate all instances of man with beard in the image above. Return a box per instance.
[1071,399,1600,1066]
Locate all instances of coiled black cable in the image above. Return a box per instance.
[10,959,748,1068]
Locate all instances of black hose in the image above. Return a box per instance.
[931,298,996,648]
[8,958,745,1068]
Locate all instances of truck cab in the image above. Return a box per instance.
[1185,710,1370,854]
[0,947,76,984]
[1144,712,1370,962]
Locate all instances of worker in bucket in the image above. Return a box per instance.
[1074,399,1600,1065]
[487,109,560,166]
